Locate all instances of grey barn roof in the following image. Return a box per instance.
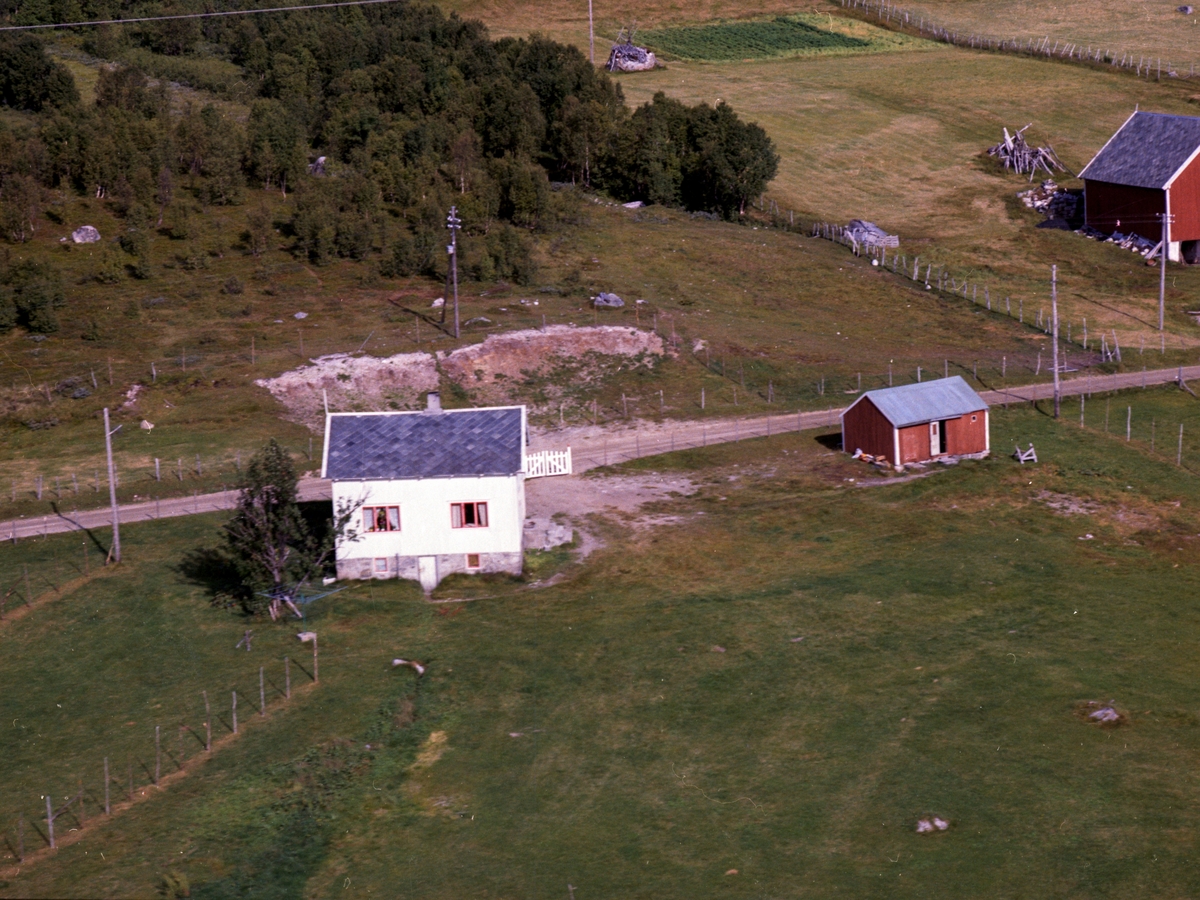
[324,407,524,480]
[1079,111,1200,190]
[847,377,987,429]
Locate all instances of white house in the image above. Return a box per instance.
[323,396,541,591]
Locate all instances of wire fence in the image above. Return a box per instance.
[838,0,1200,81]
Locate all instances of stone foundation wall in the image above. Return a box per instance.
[336,551,522,586]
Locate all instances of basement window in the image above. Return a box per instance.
[364,506,400,532]
[451,502,489,528]
[466,553,481,569]
[374,557,389,573]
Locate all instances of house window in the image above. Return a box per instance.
[374,557,389,573]
[451,502,488,528]
[364,506,400,532]
[466,553,481,569]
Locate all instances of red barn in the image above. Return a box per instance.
[1081,111,1200,262]
[841,376,989,468]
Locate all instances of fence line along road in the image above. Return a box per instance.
[3,364,1199,542]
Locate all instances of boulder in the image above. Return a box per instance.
[71,225,101,243]
[593,292,625,308]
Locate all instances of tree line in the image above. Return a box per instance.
[0,0,778,328]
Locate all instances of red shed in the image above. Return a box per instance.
[1081,111,1200,262]
[841,376,989,468]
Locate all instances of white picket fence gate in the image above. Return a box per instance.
[525,448,572,479]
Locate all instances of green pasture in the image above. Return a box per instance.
[2,401,1200,895]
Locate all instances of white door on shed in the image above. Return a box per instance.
[929,420,941,456]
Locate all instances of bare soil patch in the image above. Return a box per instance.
[255,326,665,428]
[1036,490,1159,535]
[255,352,438,430]
[525,471,698,558]
[438,325,666,407]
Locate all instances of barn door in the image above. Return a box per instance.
[929,420,941,456]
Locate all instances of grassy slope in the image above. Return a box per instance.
[878,0,1200,68]
[10,398,1200,895]
[0,198,1068,522]
[615,46,1200,340]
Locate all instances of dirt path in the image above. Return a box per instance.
[4,364,1198,542]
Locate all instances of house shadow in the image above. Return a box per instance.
[814,432,843,451]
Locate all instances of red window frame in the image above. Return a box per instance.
[364,505,400,532]
[451,501,488,529]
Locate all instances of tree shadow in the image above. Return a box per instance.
[176,546,246,607]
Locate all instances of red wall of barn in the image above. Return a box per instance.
[898,425,929,463]
[842,398,894,461]
[945,411,988,455]
[1168,157,1200,241]
[1084,180,1164,242]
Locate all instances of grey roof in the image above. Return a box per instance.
[848,376,987,428]
[1079,111,1200,189]
[324,407,523,480]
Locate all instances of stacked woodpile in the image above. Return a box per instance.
[1018,180,1081,219]
[987,125,1068,180]
[607,26,657,72]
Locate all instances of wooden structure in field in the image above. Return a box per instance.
[841,376,989,468]
[1081,111,1200,262]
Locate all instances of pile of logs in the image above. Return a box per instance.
[987,124,1069,180]
[607,25,658,72]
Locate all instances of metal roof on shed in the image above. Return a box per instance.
[845,376,987,429]
[1079,111,1200,190]
[323,407,524,480]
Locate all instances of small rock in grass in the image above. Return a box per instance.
[916,819,934,833]
[294,311,308,319]
[724,869,738,875]
[789,636,805,643]
[712,645,726,653]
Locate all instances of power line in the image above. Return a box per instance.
[0,0,403,32]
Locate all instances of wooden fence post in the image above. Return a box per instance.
[232,691,238,734]
[285,657,290,699]
[203,691,211,751]
[104,757,110,815]
[260,667,266,717]
[46,794,54,849]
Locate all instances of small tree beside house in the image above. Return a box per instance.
[223,438,360,619]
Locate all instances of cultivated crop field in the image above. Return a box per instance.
[641,15,875,60]
[6,405,1200,896]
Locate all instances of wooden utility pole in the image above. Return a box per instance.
[447,207,461,339]
[103,408,120,563]
[588,0,595,64]
[1052,265,1061,418]
[1160,211,1171,331]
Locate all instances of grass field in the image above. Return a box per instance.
[6,400,1200,895]
[880,0,1200,69]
